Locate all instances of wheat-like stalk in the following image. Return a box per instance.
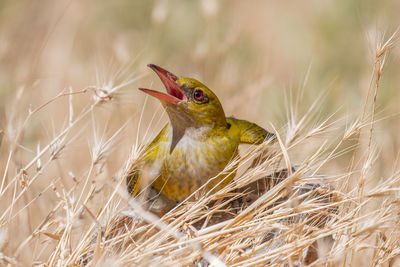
[0,2,399,266]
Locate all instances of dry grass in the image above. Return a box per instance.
[1,1,400,266]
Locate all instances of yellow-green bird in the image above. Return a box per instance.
[127,64,275,212]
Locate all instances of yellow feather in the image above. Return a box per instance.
[126,68,275,208]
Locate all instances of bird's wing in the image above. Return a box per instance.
[227,117,276,145]
[126,123,169,197]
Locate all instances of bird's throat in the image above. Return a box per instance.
[163,103,227,153]
[164,104,196,153]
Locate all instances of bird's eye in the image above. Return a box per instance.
[193,89,204,101]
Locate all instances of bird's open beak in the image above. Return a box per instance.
[139,64,186,104]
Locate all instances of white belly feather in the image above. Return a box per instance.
[156,125,236,189]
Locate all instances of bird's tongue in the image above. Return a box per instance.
[144,64,185,103]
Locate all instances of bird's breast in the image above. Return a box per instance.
[151,126,239,202]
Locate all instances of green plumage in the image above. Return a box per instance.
[126,67,275,212]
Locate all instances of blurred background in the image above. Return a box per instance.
[0,0,400,264]
[1,0,399,179]
[1,1,399,132]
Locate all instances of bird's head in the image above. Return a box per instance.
[140,64,227,130]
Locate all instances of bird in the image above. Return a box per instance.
[126,64,275,214]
